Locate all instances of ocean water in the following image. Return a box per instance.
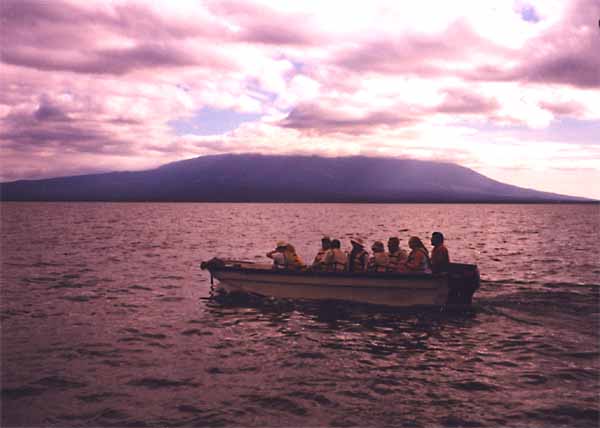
[1,202,598,428]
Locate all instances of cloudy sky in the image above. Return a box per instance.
[1,0,599,198]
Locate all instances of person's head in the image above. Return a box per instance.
[331,239,341,249]
[276,241,288,251]
[371,241,384,253]
[351,237,364,250]
[408,236,425,250]
[321,236,332,250]
[286,243,296,253]
[431,232,444,246]
[388,237,400,252]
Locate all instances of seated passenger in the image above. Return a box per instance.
[347,237,369,272]
[266,241,288,269]
[324,239,347,272]
[430,232,450,273]
[401,236,432,273]
[368,241,389,272]
[267,241,305,270]
[386,237,408,271]
[284,243,305,270]
[312,236,332,270]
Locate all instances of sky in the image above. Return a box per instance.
[1,0,599,199]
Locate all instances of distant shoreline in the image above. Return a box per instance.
[1,154,594,203]
[1,199,597,204]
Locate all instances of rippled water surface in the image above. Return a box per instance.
[2,203,599,427]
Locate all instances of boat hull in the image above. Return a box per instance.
[213,269,448,307]
[202,259,480,308]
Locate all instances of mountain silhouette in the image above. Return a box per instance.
[0,154,591,202]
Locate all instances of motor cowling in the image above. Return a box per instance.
[446,263,480,306]
[200,257,225,270]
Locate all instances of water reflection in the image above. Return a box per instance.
[206,290,480,354]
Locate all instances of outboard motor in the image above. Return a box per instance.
[446,263,480,306]
[200,257,225,270]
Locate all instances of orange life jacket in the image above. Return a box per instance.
[368,252,389,272]
[387,249,408,271]
[324,248,347,272]
[284,250,305,270]
[405,248,431,273]
[348,249,369,272]
[312,249,327,268]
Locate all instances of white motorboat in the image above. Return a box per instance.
[201,258,480,307]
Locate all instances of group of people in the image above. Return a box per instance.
[266,232,450,274]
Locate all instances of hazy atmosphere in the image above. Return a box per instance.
[1,0,599,199]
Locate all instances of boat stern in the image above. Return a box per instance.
[445,263,480,306]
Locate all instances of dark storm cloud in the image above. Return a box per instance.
[33,100,72,122]
[280,103,416,135]
[524,54,600,88]
[0,0,230,45]
[1,105,133,155]
[0,0,234,75]
[2,43,225,76]
[463,0,600,89]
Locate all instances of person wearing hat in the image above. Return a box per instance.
[401,236,432,273]
[368,241,389,272]
[386,237,408,272]
[348,237,369,272]
[324,238,347,272]
[430,232,450,273]
[267,241,288,269]
[312,236,332,270]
